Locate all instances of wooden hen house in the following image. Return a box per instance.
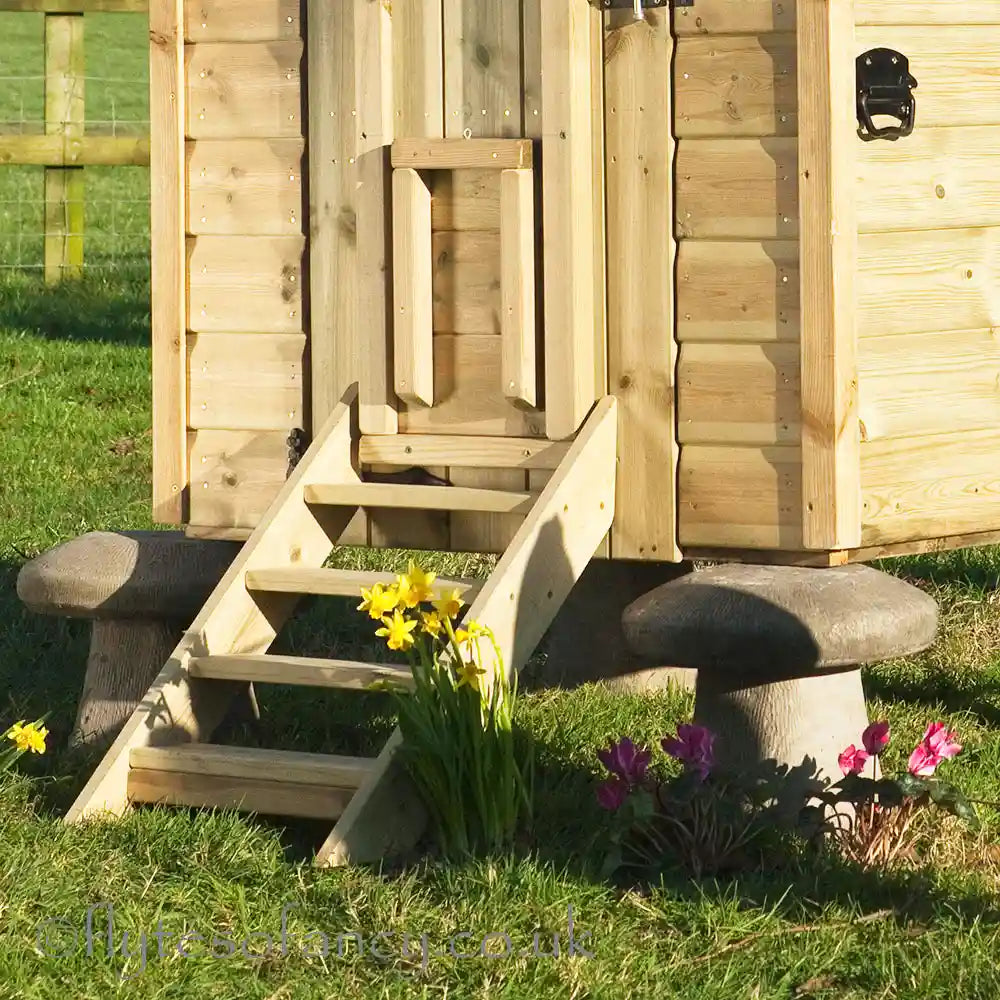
[65,0,1000,862]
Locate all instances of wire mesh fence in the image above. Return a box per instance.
[0,10,151,281]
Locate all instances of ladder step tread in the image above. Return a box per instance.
[303,482,537,514]
[127,746,376,821]
[189,654,414,690]
[244,567,483,598]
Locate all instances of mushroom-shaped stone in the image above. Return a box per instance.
[17,531,245,747]
[621,564,938,785]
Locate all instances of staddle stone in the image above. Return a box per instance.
[17,531,248,747]
[622,563,938,681]
[621,563,939,785]
[17,530,242,622]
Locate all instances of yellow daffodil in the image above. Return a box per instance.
[358,582,400,621]
[404,561,437,604]
[376,610,419,652]
[420,611,444,638]
[395,574,418,610]
[456,660,487,692]
[454,621,487,645]
[7,720,47,755]
[433,588,465,620]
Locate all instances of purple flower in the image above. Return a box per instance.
[861,721,891,756]
[662,724,715,780]
[596,777,630,812]
[597,737,651,787]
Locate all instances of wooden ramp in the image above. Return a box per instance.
[65,385,617,865]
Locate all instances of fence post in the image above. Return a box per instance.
[44,12,85,283]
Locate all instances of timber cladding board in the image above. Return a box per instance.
[185,41,303,140]
[187,429,289,529]
[859,328,1000,443]
[676,240,800,343]
[673,34,798,139]
[861,429,1000,546]
[679,445,804,551]
[672,1,1000,33]
[187,333,305,431]
[187,236,304,334]
[675,138,798,240]
[186,139,303,236]
[678,343,800,447]
[429,170,502,231]
[182,0,301,42]
[857,227,1000,339]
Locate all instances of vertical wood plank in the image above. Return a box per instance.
[392,167,434,406]
[605,12,680,561]
[442,0,522,138]
[394,0,444,137]
[522,0,542,137]
[150,0,187,522]
[44,13,84,283]
[500,168,536,407]
[356,0,397,434]
[307,0,357,430]
[797,0,860,549]
[541,0,605,441]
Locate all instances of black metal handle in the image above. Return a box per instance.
[857,48,917,142]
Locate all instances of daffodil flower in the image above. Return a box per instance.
[403,561,437,605]
[358,583,399,621]
[456,660,486,692]
[7,720,47,755]
[420,611,444,638]
[376,610,419,652]
[433,589,465,620]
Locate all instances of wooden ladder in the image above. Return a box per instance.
[65,385,617,865]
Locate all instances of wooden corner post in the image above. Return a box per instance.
[797,0,861,550]
[149,0,187,523]
[541,0,607,442]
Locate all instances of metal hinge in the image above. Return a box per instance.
[595,0,692,9]
[286,428,308,477]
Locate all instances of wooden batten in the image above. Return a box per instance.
[796,0,860,550]
[307,0,357,430]
[392,138,532,170]
[500,169,537,407]
[540,0,605,441]
[356,0,396,435]
[392,168,435,406]
[605,10,680,561]
[150,0,186,523]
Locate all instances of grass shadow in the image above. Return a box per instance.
[0,268,150,346]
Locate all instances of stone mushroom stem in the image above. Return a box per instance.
[693,666,870,793]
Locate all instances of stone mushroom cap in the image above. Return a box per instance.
[621,563,938,679]
[16,530,242,622]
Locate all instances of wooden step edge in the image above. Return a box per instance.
[303,482,537,514]
[244,567,484,599]
[126,770,355,821]
[358,434,571,471]
[129,745,376,788]
[189,654,415,691]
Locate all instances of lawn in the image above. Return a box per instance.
[3,13,1000,1000]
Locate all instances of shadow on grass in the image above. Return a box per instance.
[0,268,149,346]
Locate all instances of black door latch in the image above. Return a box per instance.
[857,48,917,141]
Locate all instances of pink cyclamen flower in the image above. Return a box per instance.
[596,777,630,812]
[861,721,891,756]
[838,744,870,776]
[908,722,961,777]
[662,724,715,780]
[597,737,651,787]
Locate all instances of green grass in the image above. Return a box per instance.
[3,12,1000,1000]
[4,275,1000,999]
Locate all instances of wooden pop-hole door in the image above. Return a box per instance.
[389,138,538,411]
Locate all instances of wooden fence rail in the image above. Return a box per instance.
[0,0,150,281]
